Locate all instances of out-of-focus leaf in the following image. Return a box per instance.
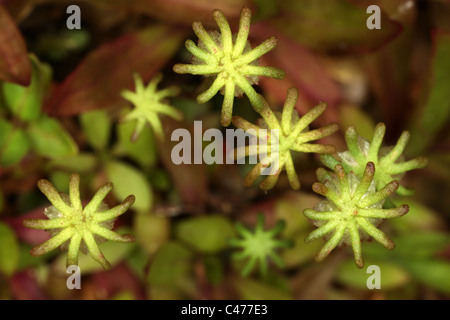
[281,232,322,268]
[53,228,136,275]
[0,118,29,166]
[0,188,3,213]
[80,109,111,151]
[113,120,157,168]
[91,264,145,300]
[10,269,47,300]
[359,0,417,131]
[174,214,235,254]
[133,213,170,256]
[271,0,402,53]
[157,118,208,210]
[363,232,450,261]
[408,30,450,156]
[147,241,196,299]
[0,5,31,85]
[275,191,321,237]
[4,207,50,246]
[48,171,71,194]
[389,199,447,234]
[2,55,51,122]
[403,260,450,294]
[391,232,450,260]
[0,222,19,277]
[336,260,410,290]
[47,153,98,173]
[88,0,251,27]
[46,24,186,116]
[110,291,134,300]
[17,244,51,271]
[105,160,152,211]
[253,23,342,114]
[252,0,278,20]
[232,276,292,300]
[339,104,375,141]
[26,115,78,159]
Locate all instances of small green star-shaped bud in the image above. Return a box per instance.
[23,173,135,270]
[121,73,183,141]
[173,7,285,127]
[320,123,428,196]
[304,162,409,268]
[232,88,339,190]
[229,213,292,277]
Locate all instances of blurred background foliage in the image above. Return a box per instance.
[0,0,449,300]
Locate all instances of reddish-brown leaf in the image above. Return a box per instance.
[157,118,208,212]
[86,0,252,27]
[0,5,31,85]
[4,206,50,245]
[10,269,48,300]
[45,24,187,116]
[252,23,342,123]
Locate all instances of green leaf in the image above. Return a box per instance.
[133,213,170,256]
[0,118,29,166]
[339,104,375,141]
[336,260,410,290]
[2,55,52,122]
[174,215,235,254]
[404,260,450,294]
[0,222,19,277]
[47,153,98,173]
[105,160,152,211]
[113,120,157,168]
[272,0,402,53]
[232,276,292,300]
[275,191,321,237]
[389,198,446,234]
[27,115,78,159]
[281,232,323,268]
[392,232,450,260]
[147,242,195,297]
[79,109,111,151]
[364,232,450,261]
[408,30,450,155]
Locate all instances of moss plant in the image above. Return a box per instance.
[229,213,292,276]
[23,173,135,270]
[173,7,285,126]
[121,73,183,141]
[232,88,339,190]
[320,123,428,196]
[304,162,409,268]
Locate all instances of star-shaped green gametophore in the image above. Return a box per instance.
[304,162,409,268]
[320,123,428,196]
[121,73,183,141]
[229,213,292,276]
[173,7,285,127]
[23,173,135,270]
[232,88,338,190]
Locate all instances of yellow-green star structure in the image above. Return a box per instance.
[320,123,428,196]
[232,88,338,190]
[121,73,183,141]
[230,213,292,276]
[23,173,135,270]
[304,162,409,268]
[173,7,285,127]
